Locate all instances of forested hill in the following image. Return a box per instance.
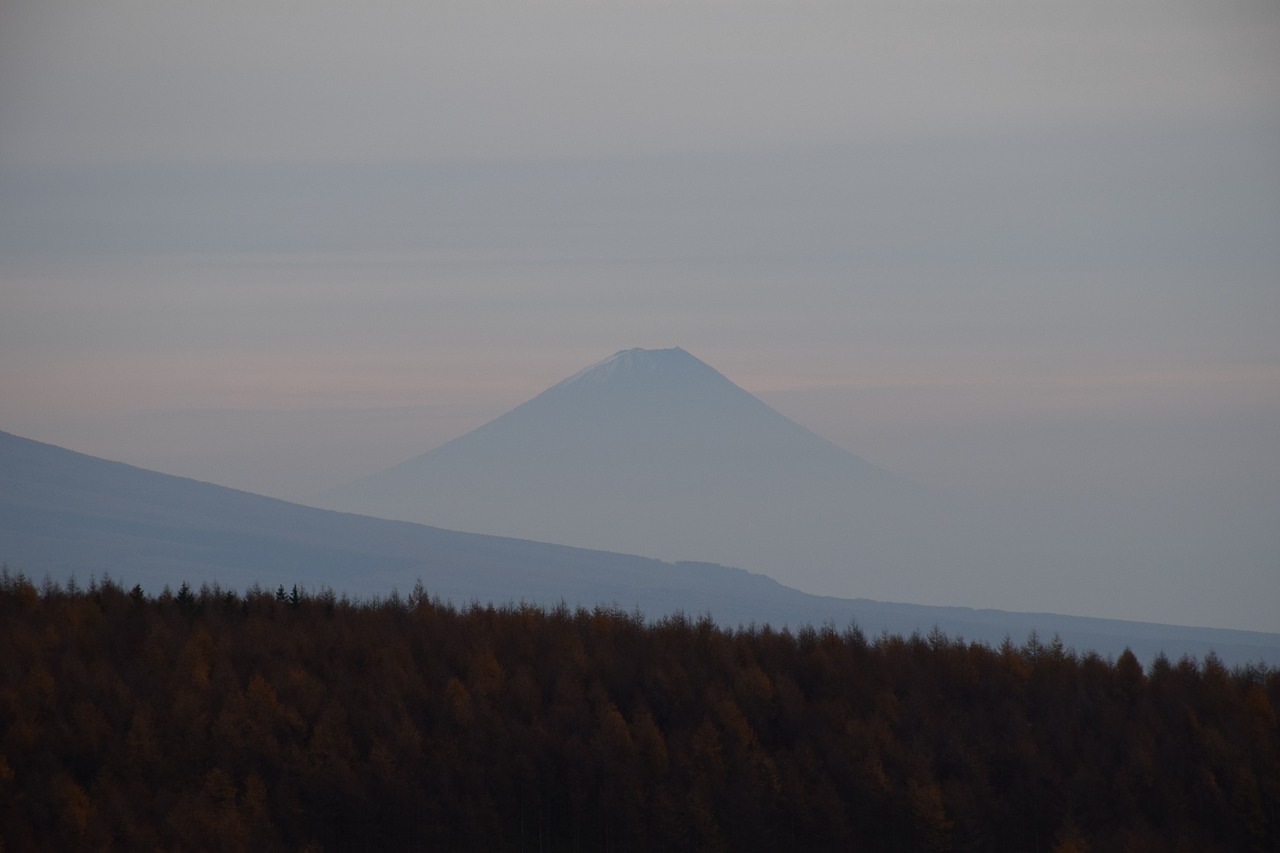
[2,572,1276,852]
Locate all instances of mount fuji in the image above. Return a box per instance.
[321,348,974,603]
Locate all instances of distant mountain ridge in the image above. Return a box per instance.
[2,428,1278,666]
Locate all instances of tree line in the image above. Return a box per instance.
[0,568,1276,851]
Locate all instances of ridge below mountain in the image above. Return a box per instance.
[2,428,1277,666]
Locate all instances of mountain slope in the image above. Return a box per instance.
[0,427,763,612]
[2,428,1278,665]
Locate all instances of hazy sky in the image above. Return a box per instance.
[2,0,1278,628]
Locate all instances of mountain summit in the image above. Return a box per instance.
[321,348,917,597]
[554,347,729,392]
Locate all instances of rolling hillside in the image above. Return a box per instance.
[2,428,1277,665]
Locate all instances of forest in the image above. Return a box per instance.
[0,567,1276,852]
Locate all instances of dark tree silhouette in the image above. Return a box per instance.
[0,568,1276,851]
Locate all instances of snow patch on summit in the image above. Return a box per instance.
[552,347,731,392]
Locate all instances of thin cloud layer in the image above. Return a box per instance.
[1,0,1277,630]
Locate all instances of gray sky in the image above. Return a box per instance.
[2,0,1278,629]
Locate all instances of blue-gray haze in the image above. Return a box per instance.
[1,0,1277,631]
